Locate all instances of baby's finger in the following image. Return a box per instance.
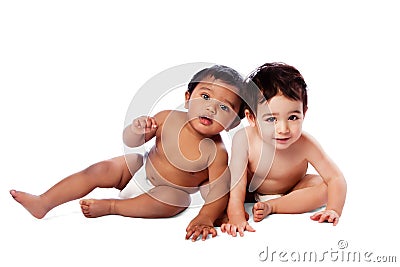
[319,213,330,223]
[333,217,339,226]
[133,118,143,129]
[133,119,141,128]
[222,224,233,234]
[185,222,194,232]
[225,224,234,236]
[201,227,216,241]
[222,224,230,234]
[210,227,217,238]
[220,223,227,233]
[238,226,245,237]
[328,214,336,223]
[201,228,209,241]
[138,118,148,129]
[230,225,238,237]
[185,229,194,240]
[245,224,256,232]
[145,117,156,129]
[222,224,234,234]
[149,117,158,129]
[191,229,202,242]
[144,117,152,129]
[310,211,322,220]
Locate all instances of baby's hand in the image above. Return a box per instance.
[221,220,255,237]
[185,215,217,242]
[310,209,340,226]
[131,116,158,135]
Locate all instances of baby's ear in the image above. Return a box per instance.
[303,106,308,117]
[245,109,256,127]
[184,91,190,109]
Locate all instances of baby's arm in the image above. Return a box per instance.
[123,111,168,147]
[185,144,230,241]
[221,129,255,236]
[305,134,347,225]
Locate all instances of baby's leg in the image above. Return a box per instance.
[253,174,327,222]
[10,154,143,219]
[80,185,191,218]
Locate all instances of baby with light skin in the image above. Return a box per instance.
[221,62,347,237]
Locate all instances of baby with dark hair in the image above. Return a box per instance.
[10,64,246,242]
[221,62,347,237]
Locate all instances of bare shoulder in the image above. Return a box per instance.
[232,127,252,146]
[230,127,251,161]
[300,132,343,181]
[153,110,186,126]
[153,109,179,121]
[298,131,326,158]
[299,132,322,147]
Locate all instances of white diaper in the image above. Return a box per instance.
[254,193,283,202]
[118,152,155,199]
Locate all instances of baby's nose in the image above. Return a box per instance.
[276,121,289,133]
[206,103,217,114]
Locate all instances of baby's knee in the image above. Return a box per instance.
[303,174,325,187]
[83,160,126,189]
[307,175,328,201]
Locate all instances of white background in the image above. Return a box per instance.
[1,1,398,266]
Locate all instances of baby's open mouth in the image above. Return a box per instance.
[199,116,213,126]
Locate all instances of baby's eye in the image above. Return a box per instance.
[220,104,229,111]
[288,115,299,121]
[265,117,276,123]
[201,94,210,100]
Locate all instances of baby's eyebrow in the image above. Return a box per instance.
[199,86,212,91]
[262,110,302,117]
[262,113,278,118]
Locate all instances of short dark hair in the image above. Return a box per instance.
[245,62,308,115]
[187,65,246,119]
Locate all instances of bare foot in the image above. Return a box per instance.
[252,201,272,222]
[79,199,115,218]
[9,189,49,219]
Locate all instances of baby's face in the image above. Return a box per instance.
[255,94,304,150]
[185,77,242,137]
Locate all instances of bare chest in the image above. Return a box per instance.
[248,143,308,193]
[157,133,215,173]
